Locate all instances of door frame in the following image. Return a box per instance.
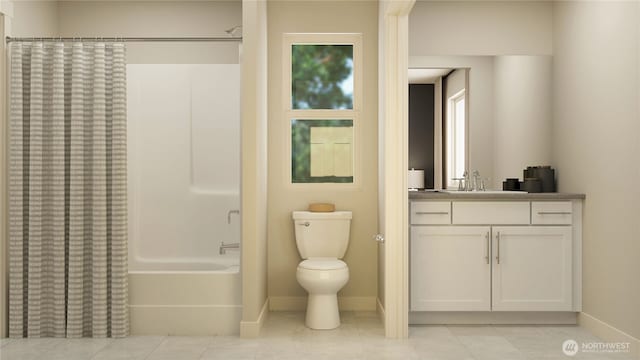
[379,0,414,338]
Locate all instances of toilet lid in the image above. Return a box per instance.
[298,258,347,270]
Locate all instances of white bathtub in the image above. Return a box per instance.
[129,255,240,273]
[128,255,241,336]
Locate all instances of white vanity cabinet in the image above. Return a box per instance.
[491,226,573,311]
[410,197,583,316]
[411,226,491,311]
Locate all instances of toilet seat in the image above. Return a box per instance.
[298,258,347,271]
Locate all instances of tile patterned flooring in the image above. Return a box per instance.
[0,312,634,360]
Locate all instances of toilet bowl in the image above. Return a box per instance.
[292,210,352,330]
[296,258,349,329]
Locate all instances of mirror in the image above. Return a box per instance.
[409,55,552,190]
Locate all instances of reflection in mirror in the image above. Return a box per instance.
[291,45,354,110]
[291,119,354,183]
[408,67,469,189]
[443,69,469,188]
[447,88,466,186]
[409,56,552,190]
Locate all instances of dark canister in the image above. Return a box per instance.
[537,166,556,192]
[523,178,542,193]
[503,178,520,191]
[523,166,556,192]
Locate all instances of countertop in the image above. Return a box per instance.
[409,191,585,200]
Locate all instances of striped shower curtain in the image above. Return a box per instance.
[8,42,128,338]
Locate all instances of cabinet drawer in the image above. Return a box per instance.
[411,201,451,225]
[452,202,530,225]
[532,201,572,225]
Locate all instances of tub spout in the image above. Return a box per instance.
[219,241,240,255]
[227,209,240,224]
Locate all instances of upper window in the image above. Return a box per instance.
[285,34,361,185]
[291,45,354,110]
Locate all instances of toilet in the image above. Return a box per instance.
[292,210,352,330]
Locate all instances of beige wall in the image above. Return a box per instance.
[9,1,242,63]
[267,0,379,309]
[553,0,640,342]
[409,1,552,56]
[10,1,58,37]
[56,1,241,64]
[240,0,268,336]
[493,55,552,185]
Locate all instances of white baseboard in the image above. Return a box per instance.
[578,312,640,359]
[269,296,377,311]
[240,298,269,338]
[376,298,386,327]
[409,311,578,325]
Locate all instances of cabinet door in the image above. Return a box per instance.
[492,226,573,311]
[411,226,491,311]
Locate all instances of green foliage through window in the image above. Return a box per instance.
[291,119,353,183]
[292,45,353,110]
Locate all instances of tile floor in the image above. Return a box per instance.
[0,312,634,360]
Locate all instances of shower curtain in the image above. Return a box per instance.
[8,42,128,338]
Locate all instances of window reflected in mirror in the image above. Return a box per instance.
[291,119,353,183]
[447,89,466,187]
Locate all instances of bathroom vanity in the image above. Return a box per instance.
[409,191,585,324]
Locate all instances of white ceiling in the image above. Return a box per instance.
[408,68,452,84]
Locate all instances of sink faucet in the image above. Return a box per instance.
[227,209,240,224]
[463,170,471,191]
[472,170,481,191]
[455,170,485,191]
[219,241,240,255]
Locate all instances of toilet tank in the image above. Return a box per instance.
[292,211,352,259]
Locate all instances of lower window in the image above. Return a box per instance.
[291,119,354,183]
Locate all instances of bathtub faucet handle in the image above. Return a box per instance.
[219,241,240,255]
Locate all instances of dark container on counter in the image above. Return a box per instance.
[523,178,542,193]
[523,166,556,192]
[503,178,521,191]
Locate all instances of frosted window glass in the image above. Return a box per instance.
[291,119,353,183]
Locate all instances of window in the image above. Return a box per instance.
[447,89,466,188]
[291,119,353,183]
[285,34,361,185]
[292,45,353,110]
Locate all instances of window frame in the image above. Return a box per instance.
[283,33,363,188]
[446,89,466,189]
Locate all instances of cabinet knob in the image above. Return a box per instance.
[374,234,385,243]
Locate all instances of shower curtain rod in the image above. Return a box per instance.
[5,36,242,43]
